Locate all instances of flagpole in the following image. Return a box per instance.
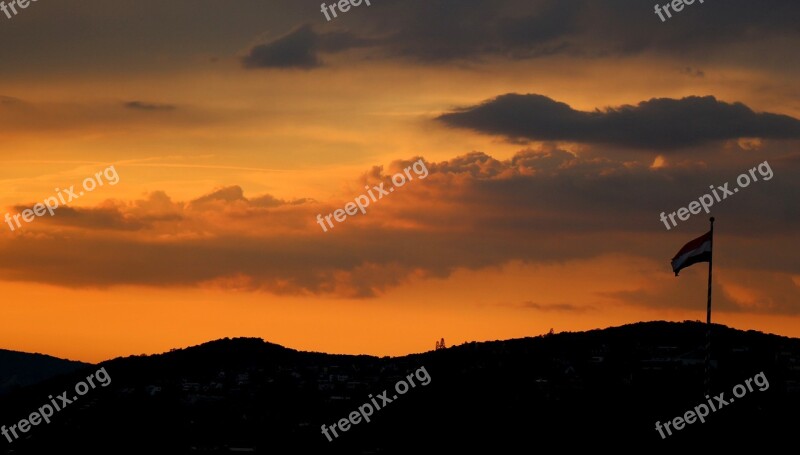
[705,217,715,396]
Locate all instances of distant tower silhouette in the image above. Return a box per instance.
[435,338,446,350]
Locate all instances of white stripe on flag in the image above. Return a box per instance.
[672,239,711,270]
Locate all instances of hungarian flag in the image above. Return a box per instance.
[671,231,712,276]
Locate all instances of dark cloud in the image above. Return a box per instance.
[240,1,581,67]
[251,194,314,208]
[299,0,800,65]
[190,186,247,205]
[368,0,509,62]
[241,24,375,70]
[596,0,800,57]
[189,186,311,208]
[124,101,176,112]
[438,94,800,149]
[0,147,797,306]
[0,0,797,72]
[242,24,321,69]
[317,30,377,53]
[11,205,155,231]
[497,2,577,50]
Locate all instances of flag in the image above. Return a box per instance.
[671,230,712,276]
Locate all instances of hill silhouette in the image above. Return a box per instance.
[0,350,89,396]
[0,320,798,453]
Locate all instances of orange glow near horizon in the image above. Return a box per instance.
[3,258,799,364]
[1,12,799,364]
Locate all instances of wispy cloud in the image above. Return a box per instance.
[124,101,177,112]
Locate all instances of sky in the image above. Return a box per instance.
[0,0,799,363]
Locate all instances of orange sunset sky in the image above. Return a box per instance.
[0,0,798,362]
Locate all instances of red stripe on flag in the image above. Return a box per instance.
[672,230,712,261]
